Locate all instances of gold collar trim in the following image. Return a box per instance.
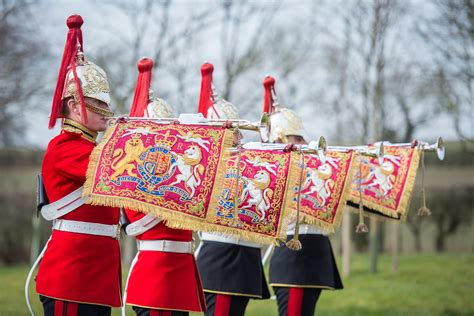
[63,119,98,142]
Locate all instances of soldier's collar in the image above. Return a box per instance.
[63,119,98,143]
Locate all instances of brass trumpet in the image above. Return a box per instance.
[107,113,271,143]
[239,136,384,164]
[382,137,445,160]
[200,113,271,143]
[307,136,385,165]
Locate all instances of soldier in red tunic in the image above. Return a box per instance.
[122,58,206,316]
[34,15,121,316]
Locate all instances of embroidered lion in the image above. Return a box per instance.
[111,136,149,180]
[169,145,205,197]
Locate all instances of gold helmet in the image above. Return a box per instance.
[49,15,112,129]
[198,62,240,119]
[269,107,308,143]
[262,75,307,143]
[146,90,174,119]
[63,57,111,108]
[207,90,240,120]
[130,57,174,119]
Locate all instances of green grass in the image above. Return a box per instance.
[4,254,473,315]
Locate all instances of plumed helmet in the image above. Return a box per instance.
[49,14,112,128]
[197,62,240,119]
[269,107,308,143]
[130,57,174,119]
[262,75,307,143]
[63,58,111,106]
[207,92,240,120]
[146,90,174,119]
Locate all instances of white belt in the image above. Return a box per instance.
[287,224,328,236]
[137,239,193,254]
[53,219,121,239]
[125,214,161,236]
[200,232,261,248]
[41,186,86,221]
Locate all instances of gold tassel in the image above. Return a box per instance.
[356,155,369,233]
[417,149,431,216]
[286,148,304,251]
[232,127,243,226]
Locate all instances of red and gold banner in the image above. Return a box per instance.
[205,148,299,244]
[348,146,420,220]
[296,151,355,233]
[84,120,299,244]
[84,119,233,223]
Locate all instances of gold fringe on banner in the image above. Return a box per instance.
[83,123,116,200]
[347,148,421,221]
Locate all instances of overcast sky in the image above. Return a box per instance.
[23,0,464,148]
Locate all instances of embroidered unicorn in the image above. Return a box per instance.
[169,145,205,197]
[240,170,273,221]
[302,163,335,208]
[362,155,400,197]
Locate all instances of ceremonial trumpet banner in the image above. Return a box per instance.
[348,145,421,220]
[296,151,355,232]
[208,148,299,243]
[83,119,299,244]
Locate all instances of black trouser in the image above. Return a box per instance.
[40,295,111,316]
[204,292,250,316]
[132,306,189,316]
[273,287,322,316]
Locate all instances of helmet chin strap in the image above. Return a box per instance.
[85,102,114,117]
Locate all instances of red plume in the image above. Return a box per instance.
[49,15,84,129]
[198,63,214,118]
[130,58,154,117]
[263,75,276,114]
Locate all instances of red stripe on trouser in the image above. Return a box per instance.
[65,302,78,316]
[288,288,304,316]
[53,301,78,316]
[54,300,64,316]
[150,311,159,316]
[215,294,232,316]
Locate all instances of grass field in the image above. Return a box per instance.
[3,254,473,316]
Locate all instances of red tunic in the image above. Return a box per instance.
[36,129,122,307]
[125,210,206,312]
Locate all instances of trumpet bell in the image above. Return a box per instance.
[317,136,327,163]
[259,113,271,143]
[436,137,445,161]
[376,142,385,165]
[307,136,328,163]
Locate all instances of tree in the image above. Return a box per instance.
[92,0,215,115]
[430,187,473,252]
[0,0,47,147]
[416,0,473,152]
